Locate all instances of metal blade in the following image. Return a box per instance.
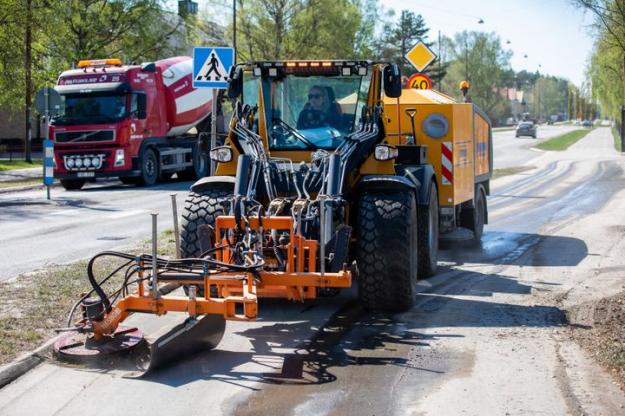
[132,314,226,375]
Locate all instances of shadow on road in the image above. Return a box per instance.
[441,231,588,268]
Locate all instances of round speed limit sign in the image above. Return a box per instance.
[407,73,432,90]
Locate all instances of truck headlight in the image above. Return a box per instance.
[65,157,75,168]
[374,145,398,161]
[114,149,125,167]
[209,146,233,163]
[83,157,91,167]
[75,158,83,168]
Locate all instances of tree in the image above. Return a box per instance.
[441,31,512,122]
[231,0,370,61]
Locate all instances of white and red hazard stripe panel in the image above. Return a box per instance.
[441,142,453,185]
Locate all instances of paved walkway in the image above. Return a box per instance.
[0,167,42,182]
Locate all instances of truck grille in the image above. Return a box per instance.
[55,130,115,143]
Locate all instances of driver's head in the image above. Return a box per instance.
[307,86,329,112]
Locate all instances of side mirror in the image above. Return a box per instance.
[227,65,243,99]
[136,93,147,119]
[383,64,402,98]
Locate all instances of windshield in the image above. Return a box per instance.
[53,93,128,125]
[267,73,371,150]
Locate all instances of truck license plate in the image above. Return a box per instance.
[77,172,95,178]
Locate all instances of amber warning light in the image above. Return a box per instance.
[77,58,122,68]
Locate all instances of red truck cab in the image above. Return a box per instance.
[51,57,213,190]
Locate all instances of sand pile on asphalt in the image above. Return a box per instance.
[567,292,625,391]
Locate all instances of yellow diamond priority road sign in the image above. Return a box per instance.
[405,41,437,72]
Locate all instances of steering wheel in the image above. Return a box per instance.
[298,109,328,130]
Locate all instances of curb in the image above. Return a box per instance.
[0,182,58,195]
[0,334,61,389]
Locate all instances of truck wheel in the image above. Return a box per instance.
[138,148,159,186]
[180,185,232,296]
[470,185,487,245]
[60,179,85,190]
[417,184,439,278]
[179,149,209,181]
[357,191,418,312]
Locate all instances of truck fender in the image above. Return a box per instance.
[403,165,437,206]
[190,176,236,193]
[358,175,418,195]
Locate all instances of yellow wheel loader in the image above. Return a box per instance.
[55,60,492,373]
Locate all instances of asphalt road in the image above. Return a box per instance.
[493,124,579,169]
[0,179,194,281]
[2,126,625,415]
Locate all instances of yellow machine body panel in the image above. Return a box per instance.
[382,88,491,208]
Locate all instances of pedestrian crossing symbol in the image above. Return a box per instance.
[193,47,235,89]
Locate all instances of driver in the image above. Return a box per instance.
[297,86,342,130]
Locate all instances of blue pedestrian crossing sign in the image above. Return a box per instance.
[193,47,234,89]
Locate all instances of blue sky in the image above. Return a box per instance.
[188,0,595,86]
[381,0,595,86]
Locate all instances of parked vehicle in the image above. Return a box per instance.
[51,57,216,190]
[516,121,537,138]
[582,119,593,128]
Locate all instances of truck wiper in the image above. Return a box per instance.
[272,118,316,148]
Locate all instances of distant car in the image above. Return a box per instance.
[516,121,537,138]
[582,119,593,128]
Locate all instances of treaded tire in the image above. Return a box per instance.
[470,185,486,246]
[137,148,159,187]
[180,186,232,259]
[417,184,439,278]
[60,179,85,190]
[357,191,418,312]
[180,185,232,297]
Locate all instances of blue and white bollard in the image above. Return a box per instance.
[43,139,54,199]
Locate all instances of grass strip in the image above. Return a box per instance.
[0,229,177,365]
[612,126,622,152]
[492,165,535,179]
[0,160,42,171]
[536,129,592,151]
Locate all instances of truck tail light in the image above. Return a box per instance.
[114,149,125,166]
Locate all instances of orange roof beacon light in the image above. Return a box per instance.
[459,80,471,102]
[77,58,123,68]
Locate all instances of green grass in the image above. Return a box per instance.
[0,159,42,171]
[535,129,593,151]
[492,165,535,179]
[612,126,622,152]
[0,229,176,365]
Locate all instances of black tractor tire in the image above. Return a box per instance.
[470,185,487,245]
[60,179,85,190]
[179,149,209,181]
[417,184,439,279]
[357,191,418,312]
[137,148,159,187]
[180,185,232,297]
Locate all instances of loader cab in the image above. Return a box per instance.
[227,60,389,161]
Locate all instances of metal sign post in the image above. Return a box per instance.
[35,86,60,200]
[211,89,218,175]
[192,46,235,176]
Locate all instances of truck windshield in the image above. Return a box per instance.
[53,93,128,125]
[267,73,371,150]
